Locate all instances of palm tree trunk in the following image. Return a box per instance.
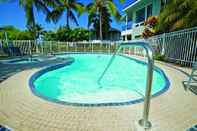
[99,12,103,41]
[66,9,70,28]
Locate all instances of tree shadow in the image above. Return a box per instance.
[0,57,71,82]
[158,62,197,95]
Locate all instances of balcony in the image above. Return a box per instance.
[133,21,144,27]
[121,21,145,39]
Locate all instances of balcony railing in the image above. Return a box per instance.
[134,21,145,27]
[122,21,133,31]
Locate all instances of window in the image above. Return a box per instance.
[136,8,145,23]
[127,35,132,40]
[147,4,152,18]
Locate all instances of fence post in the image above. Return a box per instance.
[58,41,60,53]
[143,49,146,57]
[161,33,166,55]
[36,40,39,54]
[83,42,85,52]
[75,42,77,52]
[91,42,93,53]
[29,40,32,57]
[134,46,137,55]
[41,42,44,55]
[50,41,52,54]
[108,42,110,54]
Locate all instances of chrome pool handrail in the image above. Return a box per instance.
[97,47,121,87]
[97,40,154,129]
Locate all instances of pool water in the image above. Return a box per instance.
[32,54,169,105]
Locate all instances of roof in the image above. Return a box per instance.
[123,0,140,11]
[90,28,120,33]
[109,28,120,32]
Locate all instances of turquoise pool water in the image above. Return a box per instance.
[32,54,169,105]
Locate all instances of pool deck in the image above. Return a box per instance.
[0,59,197,131]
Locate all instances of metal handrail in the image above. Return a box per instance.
[97,40,154,129]
[97,47,120,87]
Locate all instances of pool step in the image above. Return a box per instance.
[0,124,12,131]
[187,124,197,131]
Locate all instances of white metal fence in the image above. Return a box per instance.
[0,26,197,66]
[0,40,118,57]
[0,40,146,57]
[148,26,197,66]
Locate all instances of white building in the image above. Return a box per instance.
[121,0,168,40]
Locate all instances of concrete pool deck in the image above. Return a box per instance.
[0,60,197,131]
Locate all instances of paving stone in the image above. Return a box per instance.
[0,61,197,131]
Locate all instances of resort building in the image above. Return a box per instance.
[90,28,121,41]
[121,0,168,40]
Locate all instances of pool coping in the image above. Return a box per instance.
[29,53,170,107]
[0,57,40,65]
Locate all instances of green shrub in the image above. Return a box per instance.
[44,27,91,41]
[154,53,165,61]
[0,26,34,40]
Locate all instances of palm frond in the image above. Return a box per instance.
[71,2,84,16]
[88,13,95,27]
[86,3,97,14]
[118,0,125,4]
[34,0,50,14]
[69,10,79,26]
[171,17,185,31]
[46,6,65,23]
[106,1,121,21]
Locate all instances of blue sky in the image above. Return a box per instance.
[0,0,127,31]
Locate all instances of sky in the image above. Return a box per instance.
[0,0,128,31]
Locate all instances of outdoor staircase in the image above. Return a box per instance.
[0,124,12,131]
[184,62,197,95]
[186,124,197,131]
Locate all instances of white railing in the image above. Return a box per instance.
[0,26,197,66]
[133,21,145,28]
[148,26,197,66]
[0,40,119,56]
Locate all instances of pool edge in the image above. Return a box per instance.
[29,53,170,107]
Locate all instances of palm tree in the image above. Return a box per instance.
[87,0,124,40]
[46,0,84,29]
[27,24,44,39]
[18,0,56,29]
[89,6,112,40]
[156,0,197,33]
[0,0,57,36]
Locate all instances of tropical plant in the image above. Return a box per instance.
[89,6,112,40]
[46,0,84,28]
[142,16,158,38]
[43,31,56,41]
[156,0,197,33]
[27,24,45,39]
[87,0,124,40]
[0,26,35,40]
[19,0,57,29]
[70,28,90,41]
[43,27,90,41]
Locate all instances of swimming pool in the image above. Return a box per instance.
[30,53,170,106]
